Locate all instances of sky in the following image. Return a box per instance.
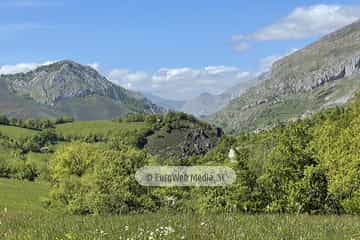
[1,0,360,100]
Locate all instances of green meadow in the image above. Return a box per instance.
[0,125,38,140]
[0,178,360,240]
[55,120,148,139]
[1,108,360,239]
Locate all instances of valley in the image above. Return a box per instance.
[1,6,360,239]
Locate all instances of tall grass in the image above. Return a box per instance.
[1,212,360,240]
[0,178,360,240]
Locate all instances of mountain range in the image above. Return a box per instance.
[0,60,162,120]
[1,20,360,132]
[144,79,255,117]
[210,19,360,133]
[181,79,256,117]
[143,92,185,111]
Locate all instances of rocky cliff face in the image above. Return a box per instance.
[269,20,360,95]
[211,20,360,133]
[145,114,223,160]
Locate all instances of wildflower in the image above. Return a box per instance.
[163,226,175,235]
[125,225,129,231]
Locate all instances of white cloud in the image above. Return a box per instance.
[204,66,239,75]
[231,35,245,41]
[109,69,149,90]
[259,48,298,73]
[87,63,100,71]
[252,5,360,41]
[108,66,253,100]
[0,61,54,75]
[232,4,360,52]
[233,42,251,53]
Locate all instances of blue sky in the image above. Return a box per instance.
[1,0,360,100]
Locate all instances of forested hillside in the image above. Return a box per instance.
[1,92,360,214]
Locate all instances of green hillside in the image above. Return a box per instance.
[0,178,49,213]
[55,120,148,139]
[0,125,38,140]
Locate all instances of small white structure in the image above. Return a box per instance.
[228,148,237,162]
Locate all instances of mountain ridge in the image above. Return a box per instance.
[211,20,360,133]
[0,60,162,120]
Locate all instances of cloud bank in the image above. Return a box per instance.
[259,48,299,73]
[108,66,253,100]
[232,4,360,52]
[0,61,100,75]
[0,61,253,100]
[0,61,55,75]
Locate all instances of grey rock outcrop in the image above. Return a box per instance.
[212,20,360,133]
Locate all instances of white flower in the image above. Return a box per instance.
[164,226,175,235]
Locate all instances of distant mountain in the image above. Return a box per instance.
[211,20,360,133]
[0,60,162,120]
[143,92,185,111]
[181,92,227,117]
[181,80,256,117]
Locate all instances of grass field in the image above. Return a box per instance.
[1,178,360,240]
[0,125,38,140]
[0,120,148,141]
[0,178,49,214]
[55,120,148,139]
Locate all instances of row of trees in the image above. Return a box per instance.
[0,115,74,130]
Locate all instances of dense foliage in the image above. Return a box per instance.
[1,100,360,214]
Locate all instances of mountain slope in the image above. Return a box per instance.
[181,92,228,117]
[181,80,256,117]
[143,92,185,111]
[0,60,162,120]
[211,20,360,133]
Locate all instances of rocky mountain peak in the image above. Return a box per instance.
[2,60,120,105]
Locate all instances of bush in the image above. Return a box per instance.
[49,142,155,214]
